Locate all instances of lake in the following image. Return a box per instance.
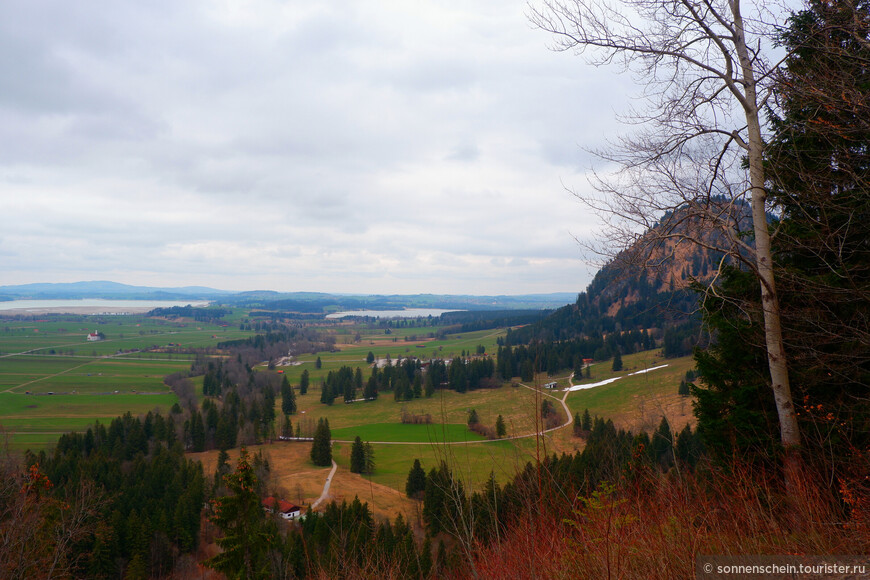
[0,299,209,314]
[326,308,460,319]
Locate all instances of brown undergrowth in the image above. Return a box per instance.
[470,461,869,579]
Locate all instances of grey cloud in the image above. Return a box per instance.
[0,0,629,294]
[446,143,480,162]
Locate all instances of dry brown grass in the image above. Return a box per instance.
[327,470,421,522]
[469,462,870,579]
[612,390,695,435]
[190,442,332,507]
[189,441,419,522]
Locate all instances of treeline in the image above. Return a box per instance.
[161,324,336,451]
[437,309,552,333]
[316,357,497,406]
[662,321,702,358]
[24,412,206,579]
[320,366,366,404]
[147,305,230,321]
[216,327,334,366]
[165,356,284,451]
[496,330,653,380]
[409,415,705,552]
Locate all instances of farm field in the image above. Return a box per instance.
[0,312,253,448]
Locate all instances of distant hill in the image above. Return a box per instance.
[0,281,233,301]
[508,206,748,347]
[222,292,576,312]
[0,281,575,312]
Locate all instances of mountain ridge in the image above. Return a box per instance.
[0,282,576,310]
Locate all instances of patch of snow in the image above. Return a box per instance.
[567,377,622,392]
[566,364,670,392]
[628,364,669,376]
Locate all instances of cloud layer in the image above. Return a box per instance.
[0,0,630,294]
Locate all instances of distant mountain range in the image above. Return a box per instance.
[0,281,576,311]
[0,281,233,301]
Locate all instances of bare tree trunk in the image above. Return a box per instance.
[732,0,802,467]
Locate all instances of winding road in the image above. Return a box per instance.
[302,363,672,511]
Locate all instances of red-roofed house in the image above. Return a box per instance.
[262,497,302,520]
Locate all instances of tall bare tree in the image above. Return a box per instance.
[530,0,802,478]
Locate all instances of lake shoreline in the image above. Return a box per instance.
[0,299,209,316]
[0,306,159,315]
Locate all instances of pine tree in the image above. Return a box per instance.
[350,436,365,474]
[354,367,363,395]
[678,379,690,397]
[495,414,506,438]
[299,369,309,395]
[652,417,674,469]
[363,442,375,475]
[363,374,378,400]
[573,412,582,436]
[413,372,423,398]
[280,376,296,415]
[310,418,332,466]
[315,356,322,370]
[611,350,623,372]
[206,447,275,578]
[191,411,205,452]
[762,0,870,474]
[320,381,335,406]
[405,459,426,499]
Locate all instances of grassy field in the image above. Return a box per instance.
[0,313,254,448]
[565,349,696,434]
[246,352,695,499]
[1,312,698,520]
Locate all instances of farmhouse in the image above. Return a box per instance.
[544,381,558,389]
[262,497,302,520]
[86,332,102,342]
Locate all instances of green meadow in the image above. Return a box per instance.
[332,436,541,492]
[0,312,254,448]
[565,349,696,432]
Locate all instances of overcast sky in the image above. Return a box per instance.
[0,0,634,295]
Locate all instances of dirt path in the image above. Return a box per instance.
[515,371,576,435]
[311,460,338,509]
